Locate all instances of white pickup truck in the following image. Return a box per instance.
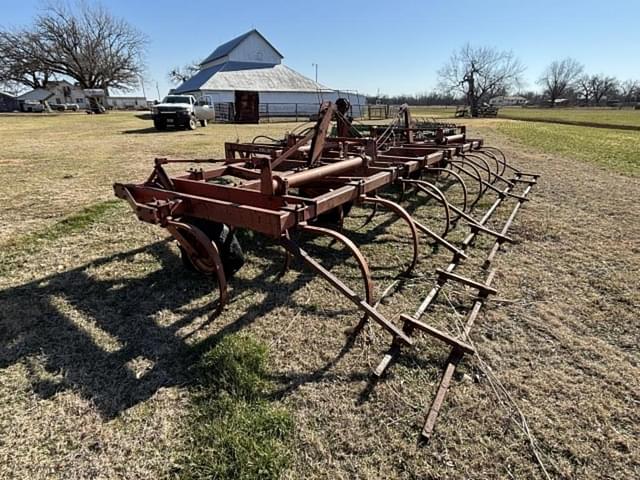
[151,95,214,130]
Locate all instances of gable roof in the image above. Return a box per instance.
[18,89,54,102]
[174,61,333,94]
[199,29,284,66]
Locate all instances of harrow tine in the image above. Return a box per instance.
[400,179,452,236]
[424,167,469,213]
[280,235,413,346]
[421,269,497,440]
[299,223,375,307]
[374,173,525,378]
[483,180,535,268]
[360,195,420,276]
[465,153,515,187]
[447,160,485,208]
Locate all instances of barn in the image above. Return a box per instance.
[173,29,366,122]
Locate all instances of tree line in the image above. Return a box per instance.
[374,47,639,116]
[0,2,146,104]
[1,4,638,116]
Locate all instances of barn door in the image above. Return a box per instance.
[234,90,259,123]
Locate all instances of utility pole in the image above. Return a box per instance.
[156,82,161,101]
[312,63,318,83]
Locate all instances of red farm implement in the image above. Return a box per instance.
[114,100,538,438]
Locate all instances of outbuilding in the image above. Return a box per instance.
[488,95,528,107]
[0,92,20,112]
[173,29,366,122]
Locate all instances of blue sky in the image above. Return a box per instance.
[3,0,639,99]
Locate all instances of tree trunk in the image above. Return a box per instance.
[467,73,479,117]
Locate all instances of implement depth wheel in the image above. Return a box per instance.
[177,218,244,278]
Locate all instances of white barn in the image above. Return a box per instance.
[173,29,366,122]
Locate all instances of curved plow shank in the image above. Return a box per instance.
[423,167,469,213]
[357,201,379,230]
[299,223,374,306]
[479,146,508,177]
[446,159,485,208]
[360,195,420,276]
[460,153,494,186]
[464,153,515,188]
[279,230,293,278]
[475,149,503,179]
[399,180,452,237]
[166,220,229,316]
[279,235,413,346]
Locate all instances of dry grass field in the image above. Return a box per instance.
[1,112,638,479]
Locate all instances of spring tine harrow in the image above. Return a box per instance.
[114,99,537,439]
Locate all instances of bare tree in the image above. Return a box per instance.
[538,58,583,106]
[589,74,618,106]
[619,79,639,104]
[168,61,201,85]
[0,28,54,90]
[576,75,594,105]
[30,3,147,95]
[438,44,525,117]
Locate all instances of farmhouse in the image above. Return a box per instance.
[17,80,147,110]
[489,95,528,106]
[173,29,366,122]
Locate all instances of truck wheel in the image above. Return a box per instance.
[200,119,208,127]
[153,119,166,130]
[186,117,197,130]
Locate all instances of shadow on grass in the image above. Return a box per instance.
[0,232,378,418]
[0,193,454,420]
[122,127,171,134]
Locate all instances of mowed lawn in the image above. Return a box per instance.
[1,111,639,479]
[0,112,302,244]
[498,106,640,128]
[495,120,640,176]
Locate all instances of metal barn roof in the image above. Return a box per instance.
[174,62,333,94]
[199,29,283,66]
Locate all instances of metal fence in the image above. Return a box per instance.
[211,102,391,123]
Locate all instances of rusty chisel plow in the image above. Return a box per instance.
[114,100,538,439]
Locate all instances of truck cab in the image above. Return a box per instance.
[151,95,214,130]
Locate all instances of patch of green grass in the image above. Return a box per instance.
[409,105,457,118]
[498,107,640,128]
[177,335,293,480]
[0,200,125,278]
[1,199,123,253]
[496,121,640,176]
[34,199,123,242]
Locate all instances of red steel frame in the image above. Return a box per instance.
[114,101,538,438]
